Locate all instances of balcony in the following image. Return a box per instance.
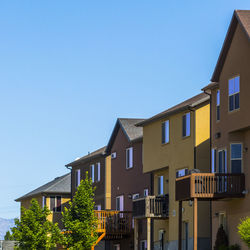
[95,210,133,239]
[175,173,245,201]
[132,195,169,219]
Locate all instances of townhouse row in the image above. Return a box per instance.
[16,9,250,250]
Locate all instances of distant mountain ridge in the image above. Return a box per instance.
[0,218,15,240]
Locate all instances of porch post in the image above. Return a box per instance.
[147,217,151,250]
[134,218,138,250]
[178,201,182,250]
[194,198,198,250]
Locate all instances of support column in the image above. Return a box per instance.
[194,198,198,250]
[134,219,138,250]
[147,218,151,250]
[178,201,182,250]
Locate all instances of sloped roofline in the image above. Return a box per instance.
[211,10,250,83]
[106,118,144,154]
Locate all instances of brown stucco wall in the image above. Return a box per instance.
[71,154,107,209]
[211,22,250,249]
[110,127,151,244]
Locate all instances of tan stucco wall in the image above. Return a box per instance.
[211,22,250,249]
[105,155,111,209]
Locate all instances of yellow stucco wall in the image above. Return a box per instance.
[105,155,111,209]
[142,102,211,244]
[19,194,70,229]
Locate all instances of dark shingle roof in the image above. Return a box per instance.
[211,10,250,82]
[66,146,106,167]
[15,173,71,201]
[202,82,219,91]
[136,93,209,127]
[106,118,145,154]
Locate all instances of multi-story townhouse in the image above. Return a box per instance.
[200,10,250,249]
[16,173,71,229]
[66,146,111,211]
[134,93,211,250]
[106,118,151,250]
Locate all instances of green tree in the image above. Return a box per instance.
[11,199,63,249]
[238,216,250,248]
[4,230,13,241]
[62,172,98,249]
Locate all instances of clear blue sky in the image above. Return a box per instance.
[0,1,249,219]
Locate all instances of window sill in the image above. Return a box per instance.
[161,142,170,146]
[228,108,240,114]
[182,135,191,140]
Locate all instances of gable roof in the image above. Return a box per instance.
[106,118,145,154]
[136,93,209,127]
[211,10,250,83]
[66,146,106,167]
[16,173,71,202]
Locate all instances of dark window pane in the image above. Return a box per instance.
[182,115,186,137]
[235,93,240,109]
[217,106,220,121]
[229,95,234,111]
[231,144,242,159]
[161,122,165,144]
[231,160,242,173]
[50,196,55,212]
[219,151,223,173]
[56,196,61,212]
[186,113,190,136]
[217,90,220,105]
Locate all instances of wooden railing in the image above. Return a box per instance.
[133,195,169,219]
[176,173,245,201]
[94,210,133,236]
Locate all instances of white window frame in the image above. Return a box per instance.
[162,120,169,144]
[97,162,100,182]
[176,168,188,178]
[91,164,95,182]
[114,244,120,250]
[230,143,243,173]
[111,152,117,159]
[94,204,101,211]
[144,189,149,197]
[228,76,240,112]
[49,196,61,212]
[211,148,217,173]
[126,147,133,169]
[116,195,124,211]
[76,169,81,187]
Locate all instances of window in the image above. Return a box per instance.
[94,205,101,210]
[231,143,242,173]
[216,90,220,121]
[97,162,100,182]
[50,196,61,212]
[158,176,164,195]
[75,169,81,187]
[183,222,189,250]
[140,240,147,250]
[176,168,188,178]
[91,164,95,182]
[144,189,149,197]
[229,76,240,111]
[126,147,133,169]
[211,149,217,173]
[158,229,165,247]
[161,120,169,144]
[132,193,140,200]
[42,196,46,208]
[218,150,227,173]
[114,244,120,250]
[182,113,191,137]
[116,195,124,211]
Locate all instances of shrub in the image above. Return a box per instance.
[238,217,250,248]
[214,225,229,250]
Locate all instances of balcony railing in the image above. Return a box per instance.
[175,173,245,201]
[133,195,169,219]
[94,210,133,238]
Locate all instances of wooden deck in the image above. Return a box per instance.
[175,173,245,201]
[132,195,169,219]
